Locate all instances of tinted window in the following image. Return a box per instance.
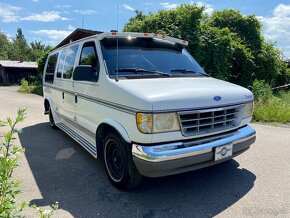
[63,45,79,79]
[56,49,66,78]
[79,41,99,73]
[101,38,205,79]
[44,53,58,84]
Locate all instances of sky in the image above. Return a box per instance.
[1,0,290,57]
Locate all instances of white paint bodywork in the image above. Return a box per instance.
[43,33,254,158]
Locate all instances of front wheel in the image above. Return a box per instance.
[103,132,142,190]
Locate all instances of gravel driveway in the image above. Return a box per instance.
[0,86,289,218]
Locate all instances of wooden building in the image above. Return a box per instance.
[0,60,38,84]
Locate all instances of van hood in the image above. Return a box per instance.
[116,77,253,111]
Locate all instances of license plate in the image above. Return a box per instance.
[215,144,233,161]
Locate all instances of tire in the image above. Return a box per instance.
[49,107,58,130]
[103,132,142,190]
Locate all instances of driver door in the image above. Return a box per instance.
[73,40,100,141]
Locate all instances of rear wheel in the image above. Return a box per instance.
[49,107,58,129]
[103,132,142,190]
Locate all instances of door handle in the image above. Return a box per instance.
[75,95,78,103]
[62,92,64,99]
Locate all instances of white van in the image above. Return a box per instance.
[43,32,256,190]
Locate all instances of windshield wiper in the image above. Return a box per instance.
[170,69,208,76]
[115,68,172,77]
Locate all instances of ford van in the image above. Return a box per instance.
[43,32,256,190]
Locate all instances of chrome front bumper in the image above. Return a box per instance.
[132,125,256,177]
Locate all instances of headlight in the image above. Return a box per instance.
[136,112,180,133]
[153,113,180,133]
[243,102,254,118]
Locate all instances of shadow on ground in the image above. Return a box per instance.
[18,122,256,218]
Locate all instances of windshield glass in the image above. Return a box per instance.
[101,37,206,79]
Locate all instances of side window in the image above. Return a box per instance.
[79,41,99,73]
[63,45,79,79]
[44,53,58,84]
[56,49,66,78]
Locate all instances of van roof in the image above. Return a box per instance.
[53,29,189,52]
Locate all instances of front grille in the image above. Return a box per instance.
[178,106,242,136]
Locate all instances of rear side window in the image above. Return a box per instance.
[56,49,66,78]
[79,41,99,73]
[44,53,58,84]
[63,45,79,79]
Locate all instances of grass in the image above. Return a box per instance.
[253,91,290,124]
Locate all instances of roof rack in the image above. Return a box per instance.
[98,32,189,46]
[53,29,189,51]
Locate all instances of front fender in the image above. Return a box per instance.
[98,119,131,143]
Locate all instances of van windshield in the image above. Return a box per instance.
[101,37,206,79]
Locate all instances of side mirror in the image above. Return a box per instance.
[73,65,98,82]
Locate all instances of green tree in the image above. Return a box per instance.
[9,28,29,61]
[207,9,289,86]
[230,41,255,87]
[37,51,50,75]
[195,24,255,86]
[124,5,290,87]
[3,29,52,63]
[28,41,52,62]
[124,4,204,55]
[30,40,46,50]
[255,43,290,86]
[0,32,10,60]
[195,24,234,80]
[208,9,263,51]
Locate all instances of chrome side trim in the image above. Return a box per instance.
[132,125,256,162]
[56,122,97,157]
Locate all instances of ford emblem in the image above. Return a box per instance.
[214,96,222,101]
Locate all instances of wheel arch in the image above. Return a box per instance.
[96,119,131,157]
[44,97,55,114]
[44,98,50,114]
[44,97,60,124]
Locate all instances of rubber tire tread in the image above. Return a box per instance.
[104,132,142,191]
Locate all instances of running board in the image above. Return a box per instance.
[56,122,97,158]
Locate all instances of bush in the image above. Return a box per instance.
[17,79,43,96]
[18,79,31,93]
[27,75,41,85]
[0,109,58,217]
[251,79,272,102]
[31,84,43,96]
[0,108,26,216]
